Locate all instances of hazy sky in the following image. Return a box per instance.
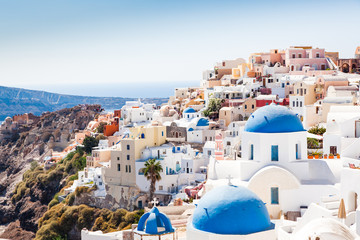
[0,0,359,97]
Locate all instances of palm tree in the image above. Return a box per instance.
[142,158,163,206]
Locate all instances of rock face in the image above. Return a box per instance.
[0,105,101,239]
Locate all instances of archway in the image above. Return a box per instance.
[342,63,350,73]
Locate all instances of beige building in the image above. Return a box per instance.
[243,98,257,115]
[102,126,166,210]
[87,149,111,167]
[292,80,316,105]
[219,106,244,127]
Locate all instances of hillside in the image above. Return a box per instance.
[0,86,168,120]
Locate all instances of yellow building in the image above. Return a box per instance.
[292,81,316,105]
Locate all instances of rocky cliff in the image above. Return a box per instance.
[0,105,101,240]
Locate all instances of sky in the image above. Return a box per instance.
[0,0,359,98]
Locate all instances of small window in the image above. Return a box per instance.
[159,186,163,190]
[126,165,128,172]
[271,187,279,204]
[227,142,231,146]
[208,150,211,155]
[245,105,247,109]
[300,102,302,107]
[127,145,130,150]
[129,165,131,173]
[249,144,254,160]
[292,54,296,58]
[162,131,164,136]
[117,164,121,171]
[271,145,279,161]
[117,157,120,160]
[127,155,130,160]
[252,104,254,109]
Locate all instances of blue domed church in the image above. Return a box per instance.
[187,185,276,239]
[206,104,340,221]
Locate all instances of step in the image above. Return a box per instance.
[321,195,340,203]
[323,201,340,210]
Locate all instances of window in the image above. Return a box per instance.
[249,144,254,160]
[293,101,295,107]
[296,143,301,159]
[117,164,121,171]
[316,53,320,58]
[304,89,307,94]
[159,186,163,190]
[296,101,299,107]
[300,102,302,107]
[117,157,120,160]
[162,131,164,136]
[127,155,130,160]
[271,145,279,161]
[227,142,231,146]
[292,54,296,58]
[298,53,302,58]
[129,165,131,173]
[271,187,279,204]
[126,165,128,172]
[127,145,130,150]
[245,105,247,109]
[252,104,254,109]
[208,150,211,155]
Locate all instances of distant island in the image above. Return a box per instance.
[0,85,168,120]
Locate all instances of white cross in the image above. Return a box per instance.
[227,174,233,186]
[151,197,159,207]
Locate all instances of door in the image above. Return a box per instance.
[330,146,337,155]
[356,121,360,138]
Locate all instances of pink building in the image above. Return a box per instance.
[285,47,329,71]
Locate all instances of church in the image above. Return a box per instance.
[206,104,342,219]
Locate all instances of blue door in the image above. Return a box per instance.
[271,145,278,161]
[271,187,279,204]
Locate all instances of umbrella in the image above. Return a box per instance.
[338,198,346,219]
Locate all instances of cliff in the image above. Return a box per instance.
[0,105,101,240]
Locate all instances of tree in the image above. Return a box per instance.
[308,126,326,136]
[142,159,163,206]
[96,122,107,133]
[203,98,224,117]
[83,136,99,154]
[307,137,319,149]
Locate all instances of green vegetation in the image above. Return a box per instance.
[308,125,326,136]
[83,136,99,153]
[35,203,143,240]
[96,122,107,133]
[307,137,320,149]
[142,158,162,206]
[12,148,87,205]
[203,98,224,117]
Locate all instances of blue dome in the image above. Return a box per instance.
[244,104,305,133]
[196,118,209,127]
[136,207,174,235]
[192,185,273,235]
[184,107,196,113]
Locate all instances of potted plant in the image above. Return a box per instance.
[308,153,313,159]
[329,153,334,159]
[337,154,340,159]
[324,154,328,159]
[314,151,320,159]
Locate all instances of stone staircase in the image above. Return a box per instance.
[320,194,340,217]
